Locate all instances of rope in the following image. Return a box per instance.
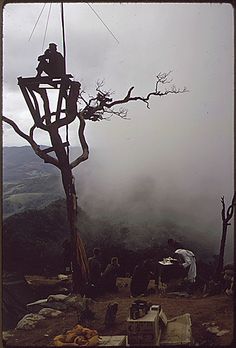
[28,3,47,41]
[86,3,119,44]
[42,3,52,51]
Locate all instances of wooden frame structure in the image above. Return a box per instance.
[18,74,78,153]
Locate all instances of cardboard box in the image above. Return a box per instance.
[160,313,192,345]
[127,310,160,346]
[126,333,162,347]
[98,335,126,346]
[159,308,168,326]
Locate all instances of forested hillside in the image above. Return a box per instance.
[3,146,63,217]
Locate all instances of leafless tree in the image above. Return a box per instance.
[216,193,235,278]
[2,71,187,293]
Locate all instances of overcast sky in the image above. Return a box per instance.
[2,3,234,260]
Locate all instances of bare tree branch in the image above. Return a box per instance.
[29,123,36,140]
[225,192,236,222]
[221,196,226,221]
[70,114,89,169]
[221,194,235,223]
[29,115,48,140]
[226,207,233,224]
[232,192,236,205]
[105,84,187,110]
[77,72,187,123]
[95,79,105,91]
[101,72,186,110]
[103,107,129,119]
[2,116,60,167]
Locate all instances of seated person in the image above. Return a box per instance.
[130,259,153,297]
[36,43,65,78]
[88,248,102,295]
[101,257,120,292]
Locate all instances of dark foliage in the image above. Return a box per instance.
[3,200,69,274]
[2,199,167,276]
[3,198,219,282]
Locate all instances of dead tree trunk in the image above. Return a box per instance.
[48,126,89,293]
[61,169,88,293]
[216,194,235,278]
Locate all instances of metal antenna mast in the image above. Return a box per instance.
[60,2,69,156]
[61,2,67,74]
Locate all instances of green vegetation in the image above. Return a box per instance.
[3,191,63,218]
[3,147,63,217]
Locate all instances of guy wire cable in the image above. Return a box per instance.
[28,3,46,41]
[42,3,52,51]
[86,3,119,44]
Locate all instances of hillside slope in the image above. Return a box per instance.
[3,146,63,217]
[3,199,94,274]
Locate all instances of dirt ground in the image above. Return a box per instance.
[4,276,234,347]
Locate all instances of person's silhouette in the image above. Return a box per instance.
[36,43,65,78]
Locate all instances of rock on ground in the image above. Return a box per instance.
[47,294,69,302]
[16,313,45,330]
[38,308,62,318]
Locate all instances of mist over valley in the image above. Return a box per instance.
[3,145,234,267]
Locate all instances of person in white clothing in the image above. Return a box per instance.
[174,248,197,283]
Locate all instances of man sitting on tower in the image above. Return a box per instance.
[36,43,65,78]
